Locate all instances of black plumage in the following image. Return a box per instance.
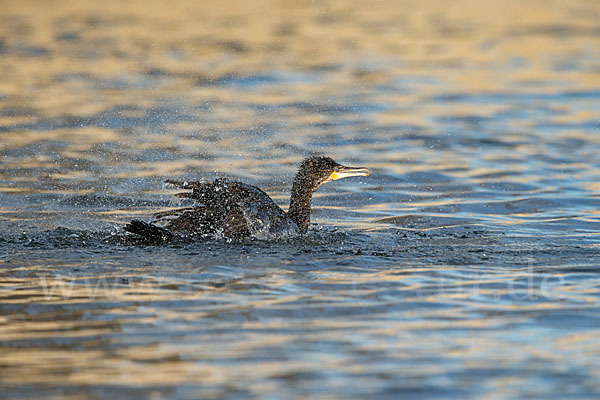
[124,156,369,240]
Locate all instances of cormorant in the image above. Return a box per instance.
[124,156,369,240]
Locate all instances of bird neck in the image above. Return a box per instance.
[288,172,317,233]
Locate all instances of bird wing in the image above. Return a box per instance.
[159,178,294,238]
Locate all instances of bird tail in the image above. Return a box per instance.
[124,220,175,242]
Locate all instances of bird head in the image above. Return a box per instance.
[298,156,370,191]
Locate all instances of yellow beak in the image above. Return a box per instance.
[328,166,370,181]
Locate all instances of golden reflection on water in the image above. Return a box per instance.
[2,260,600,395]
[1,0,600,398]
[1,0,599,110]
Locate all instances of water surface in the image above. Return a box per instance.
[1,0,600,398]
